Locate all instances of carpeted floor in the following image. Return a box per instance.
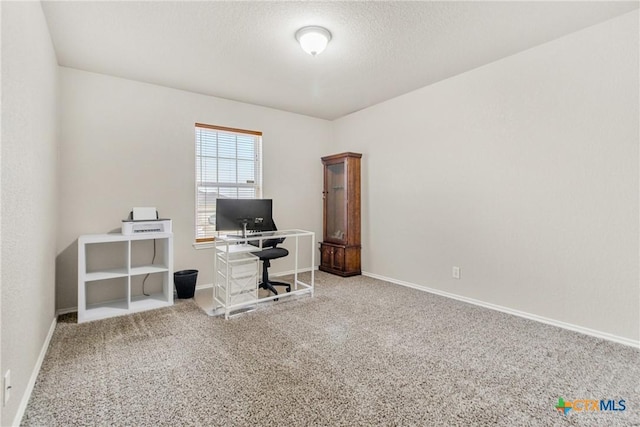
[22,272,640,426]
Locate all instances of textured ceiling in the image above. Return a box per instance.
[41,1,638,120]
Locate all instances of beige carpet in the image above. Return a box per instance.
[22,272,640,426]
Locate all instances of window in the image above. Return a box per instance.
[195,123,262,242]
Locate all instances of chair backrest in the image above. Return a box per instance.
[249,220,285,249]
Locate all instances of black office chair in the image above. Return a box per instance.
[250,222,290,299]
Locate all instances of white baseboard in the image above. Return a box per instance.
[56,306,77,316]
[362,271,640,349]
[12,316,57,426]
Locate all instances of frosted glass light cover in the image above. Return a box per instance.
[296,26,332,56]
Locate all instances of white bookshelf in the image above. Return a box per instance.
[78,232,173,323]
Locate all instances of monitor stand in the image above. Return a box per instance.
[241,221,248,244]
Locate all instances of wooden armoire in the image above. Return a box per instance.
[319,152,362,276]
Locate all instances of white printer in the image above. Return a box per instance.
[121,207,172,235]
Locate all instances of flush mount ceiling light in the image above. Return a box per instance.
[295,26,332,56]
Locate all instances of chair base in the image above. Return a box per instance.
[259,280,291,301]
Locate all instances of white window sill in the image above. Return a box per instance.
[193,241,215,250]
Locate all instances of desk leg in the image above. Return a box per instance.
[294,235,299,291]
[310,233,315,297]
[212,244,217,315]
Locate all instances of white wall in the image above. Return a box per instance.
[56,68,330,310]
[1,2,59,425]
[333,11,639,342]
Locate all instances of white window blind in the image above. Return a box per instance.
[195,123,262,241]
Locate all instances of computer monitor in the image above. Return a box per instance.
[215,198,274,237]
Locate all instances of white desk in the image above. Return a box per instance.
[210,229,315,319]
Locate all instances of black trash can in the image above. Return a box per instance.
[174,269,198,299]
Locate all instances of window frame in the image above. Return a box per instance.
[194,122,263,243]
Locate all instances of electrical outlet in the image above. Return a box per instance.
[452,266,461,279]
[3,370,10,406]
